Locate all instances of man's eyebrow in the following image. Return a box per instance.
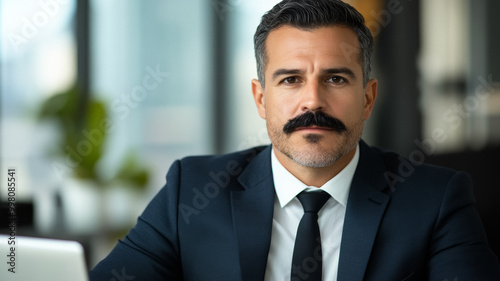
[322,67,356,79]
[272,68,304,81]
[271,67,357,81]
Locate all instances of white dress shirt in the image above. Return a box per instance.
[264,145,360,281]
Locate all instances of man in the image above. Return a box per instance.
[90,0,500,280]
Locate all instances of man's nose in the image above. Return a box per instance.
[300,81,327,112]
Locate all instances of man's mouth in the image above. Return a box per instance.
[294,126,334,131]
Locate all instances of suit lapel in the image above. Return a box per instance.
[337,141,390,281]
[231,146,275,281]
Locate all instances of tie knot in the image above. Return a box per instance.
[297,191,331,213]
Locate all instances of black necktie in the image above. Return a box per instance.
[291,191,331,281]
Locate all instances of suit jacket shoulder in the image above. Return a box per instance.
[341,141,500,280]
[177,145,267,188]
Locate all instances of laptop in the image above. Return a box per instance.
[0,235,89,281]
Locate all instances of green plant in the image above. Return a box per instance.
[38,84,149,191]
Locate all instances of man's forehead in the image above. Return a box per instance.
[267,25,360,53]
[265,25,362,72]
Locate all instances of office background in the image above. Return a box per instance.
[1,0,499,268]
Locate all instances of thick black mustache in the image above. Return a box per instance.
[283,111,347,135]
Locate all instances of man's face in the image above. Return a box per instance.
[252,25,377,168]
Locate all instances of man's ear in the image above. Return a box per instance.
[363,78,378,120]
[252,79,266,119]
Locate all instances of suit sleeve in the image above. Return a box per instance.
[427,171,500,280]
[89,160,183,280]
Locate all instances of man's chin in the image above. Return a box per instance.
[289,150,339,168]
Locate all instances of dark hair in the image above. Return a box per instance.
[254,0,373,87]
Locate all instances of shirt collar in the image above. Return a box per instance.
[271,144,360,208]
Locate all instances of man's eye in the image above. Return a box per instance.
[327,76,347,84]
[282,77,299,84]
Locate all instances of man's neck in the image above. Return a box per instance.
[273,146,357,187]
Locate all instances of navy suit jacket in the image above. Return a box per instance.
[90,141,500,280]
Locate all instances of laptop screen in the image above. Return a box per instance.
[0,235,88,281]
